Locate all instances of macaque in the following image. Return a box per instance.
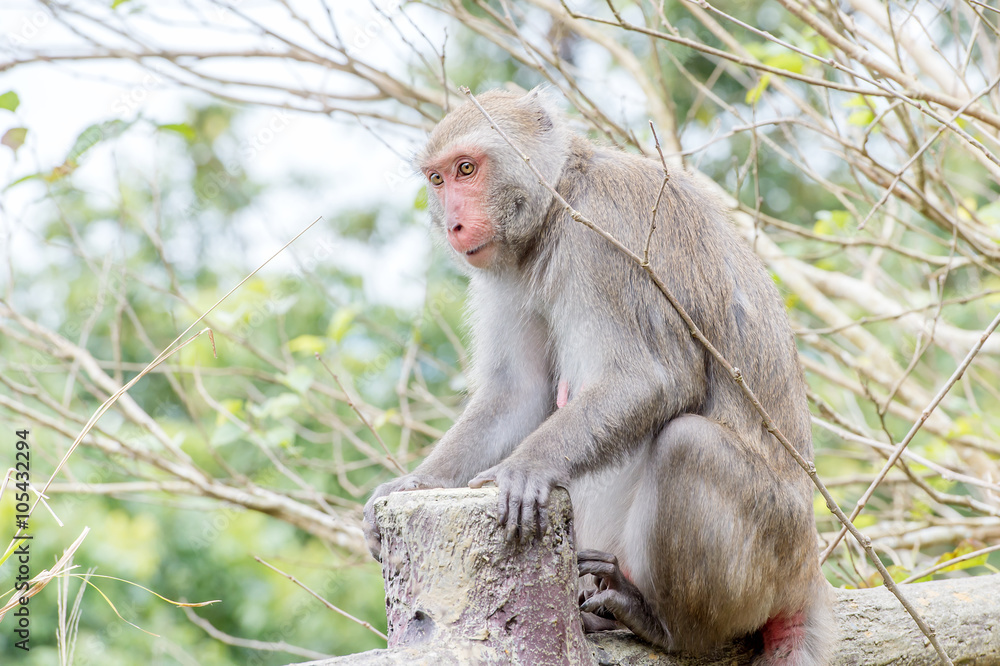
[364,89,833,664]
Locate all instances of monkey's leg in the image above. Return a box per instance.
[584,414,828,660]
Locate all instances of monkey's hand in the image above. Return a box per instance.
[362,473,450,561]
[578,550,672,648]
[468,456,568,542]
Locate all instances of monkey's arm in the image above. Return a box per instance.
[470,339,703,539]
[414,292,554,484]
[363,376,551,559]
[363,299,552,558]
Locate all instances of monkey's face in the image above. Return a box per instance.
[417,89,570,269]
[421,146,500,269]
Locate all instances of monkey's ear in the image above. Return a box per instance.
[523,84,548,100]
[519,85,558,133]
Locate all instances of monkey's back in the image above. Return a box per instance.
[549,138,824,652]
[547,137,813,473]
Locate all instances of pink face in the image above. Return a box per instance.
[422,148,497,268]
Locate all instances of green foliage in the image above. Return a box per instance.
[0,496,387,663]
[0,99,452,662]
[0,90,20,111]
[1,127,27,154]
[844,96,876,127]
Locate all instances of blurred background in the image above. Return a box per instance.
[1,0,998,663]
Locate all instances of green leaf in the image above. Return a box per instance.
[814,210,851,234]
[813,218,834,235]
[209,422,243,447]
[948,415,979,438]
[852,514,877,529]
[886,565,911,584]
[848,109,875,127]
[112,0,132,7]
[265,426,296,448]
[807,33,833,57]
[864,565,910,587]
[256,393,301,420]
[843,95,871,108]
[976,200,1000,225]
[373,408,397,430]
[0,91,20,112]
[745,74,771,105]
[844,96,876,128]
[935,542,988,573]
[215,399,245,426]
[157,122,196,141]
[282,366,314,394]
[288,334,327,355]
[327,307,359,342]
[763,53,804,75]
[0,538,30,567]
[66,119,130,165]
[414,186,428,211]
[3,171,41,190]
[2,127,27,154]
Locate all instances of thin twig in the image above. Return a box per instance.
[255,556,388,641]
[643,122,671,263]
[315,353,406,475]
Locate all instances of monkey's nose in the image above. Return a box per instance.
[449,222,463,234]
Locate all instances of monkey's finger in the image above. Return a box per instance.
[527,478,550,541]
[467,471,497,489]
[367,538,382,563]
[578,559,618,580]
[506,514,521,541]
[577,549,619,565]
[505,490,523,541]
[525,485,550,542]
[496,484,510,526]
[579,590,616,616]
[518,495,537,543]
[363,525,383,562]
[534,483,551,536]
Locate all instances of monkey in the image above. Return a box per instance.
[363,88,833,665]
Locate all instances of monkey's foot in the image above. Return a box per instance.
[578,549,672,648]
[578,589,622,633]
[581,611,621,633]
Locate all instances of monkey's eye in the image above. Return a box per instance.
[457,161,476,176]
[428,172,443,186]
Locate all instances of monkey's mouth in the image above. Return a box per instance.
[465,240,493,256]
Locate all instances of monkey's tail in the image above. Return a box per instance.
[755,581,834,666]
